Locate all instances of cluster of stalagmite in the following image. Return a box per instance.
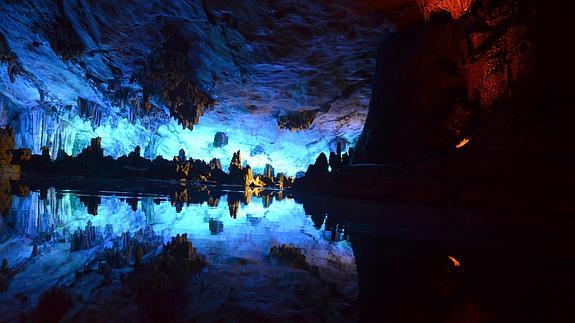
[14,137,292,188]
[304,142,354,178]
[227,150,293,187]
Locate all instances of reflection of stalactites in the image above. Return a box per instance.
[70,220,99,252]
[208,196,220,207]
[141,198,156,223]
[244,187,263,205]
[262,195,272,208]
[311,212,326,230]
[228,199,240,219]
[244,189,252,205]
[322,217,347,242]
[171,188,189,213]
[173,201,183,213]
[275,190,284,201]
[127,197,138,212]
[79,195,101,216]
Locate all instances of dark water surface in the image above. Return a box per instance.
[1,181,574,322]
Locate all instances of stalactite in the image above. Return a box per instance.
[139,23,216,130]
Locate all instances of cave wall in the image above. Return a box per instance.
[355,0,575,164]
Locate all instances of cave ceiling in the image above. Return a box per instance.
[0,0,398,174]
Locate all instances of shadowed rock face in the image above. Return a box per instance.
[355,0,575,164]
[0,0,386,174]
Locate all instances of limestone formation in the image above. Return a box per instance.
[213,132,229,148]
[229,150,243,172]
[178,148,186,162]
[264,164,275,179]
[44,6,86,60]
[341,147,354,167]
[276,173,293,189]
[139,23,216,130]
[209,158,222,171]
[100,227,162,269]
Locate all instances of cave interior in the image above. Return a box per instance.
[0,0,574,322]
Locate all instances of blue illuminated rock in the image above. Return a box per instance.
[0,0,383,175]
[213,132,228,148]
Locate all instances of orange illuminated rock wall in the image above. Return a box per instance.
[358,0,475,23]
[355,0,575,164]
[418,0,474,19]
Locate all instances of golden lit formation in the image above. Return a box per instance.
[448,256,461,267]
[456,137,470,149]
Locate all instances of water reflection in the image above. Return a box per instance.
[0,184,358,320]
[2,181,574,322]
[2,186,354,253]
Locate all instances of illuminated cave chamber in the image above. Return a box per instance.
[0,0,386,175]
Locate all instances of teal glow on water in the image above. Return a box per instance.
[0,188,356,307]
